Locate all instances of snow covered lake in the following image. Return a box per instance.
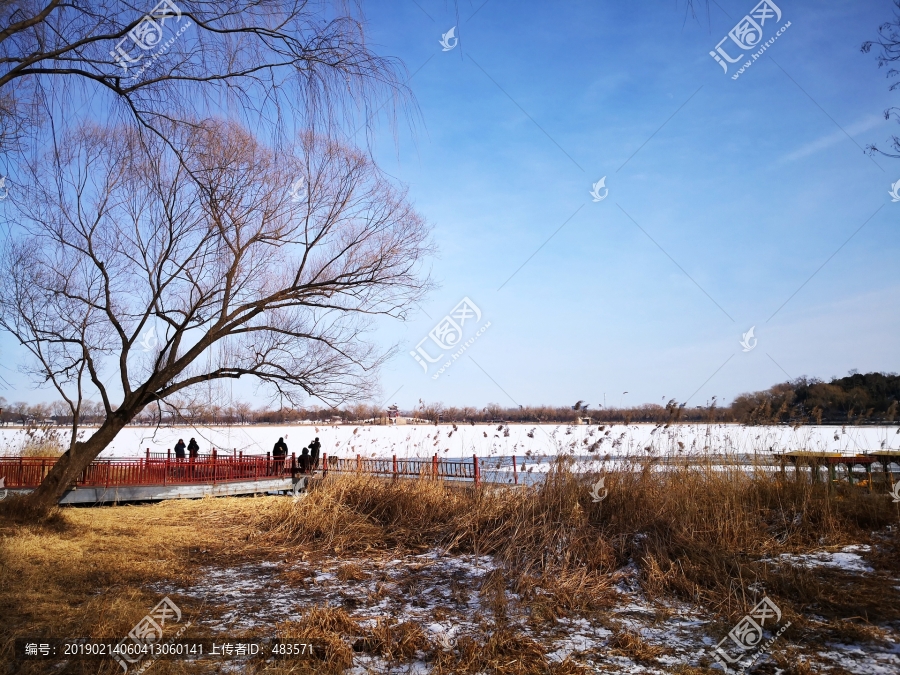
[2,422,898,460]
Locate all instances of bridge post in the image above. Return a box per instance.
[323,453,328,478]
[512,455,518,485]
[393,454,398,480]
[432,454,438,480]
[357,454,361,472]
[212,448,217,486]
[473,454,480,486]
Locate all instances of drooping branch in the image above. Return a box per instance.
[0,1,413,157]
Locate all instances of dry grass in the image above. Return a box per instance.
[17,442,65,458]
[4,423,70,457]
[274,606,360,674]
[667,666,715,675]
[607,630,666,662]
[368,618,428,660]
[335,562,369,582]
[0,458,897,673]
[246,460,899,621]
[0,498,237,673]
[429,627,590,675]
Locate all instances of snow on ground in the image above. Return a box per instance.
[2,423,900,460]
[151,546,899,674]
[160,550,711,673]
[765,545,876,574]
[815,644,900,675]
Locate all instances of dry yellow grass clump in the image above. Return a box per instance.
[247,460,899,616]
[0,458,898,674]
[0,498,237,673]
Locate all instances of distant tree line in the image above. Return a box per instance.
[408,399,728,425]
[731,371,900,425]
[0,397,730,426]
[3,372,896,427]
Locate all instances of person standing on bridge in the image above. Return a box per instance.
[187,438,199,459]
[300,446,311,473]
[272,437,288,474]
[174,439,186,460]
[309,437,321,470]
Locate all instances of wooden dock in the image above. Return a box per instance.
[775,451,900,488]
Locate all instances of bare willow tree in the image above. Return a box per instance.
[0,0,407,156]
[0,119,432,510]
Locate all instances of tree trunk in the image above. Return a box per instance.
[23,415,129,512]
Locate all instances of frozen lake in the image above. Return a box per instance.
[1,422,898,460]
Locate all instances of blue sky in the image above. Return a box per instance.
[1,0,898,411]
[360,0,900,411]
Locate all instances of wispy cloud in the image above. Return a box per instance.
[780,114,885,163]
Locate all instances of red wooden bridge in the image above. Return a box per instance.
[325,454,494,483]
[0,449,306,504]
[0,451,504,504]
[5,448,896,505]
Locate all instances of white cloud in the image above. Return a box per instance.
[780,114,886,163]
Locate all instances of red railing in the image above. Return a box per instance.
[0,452,298,489]
[324,453,488,485]
[0,451,503,490]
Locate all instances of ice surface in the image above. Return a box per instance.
[4,422,899,460]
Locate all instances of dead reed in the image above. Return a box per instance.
[0,455,896,673]
[246,456,898,621]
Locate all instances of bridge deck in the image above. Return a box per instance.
[6,476,302,505]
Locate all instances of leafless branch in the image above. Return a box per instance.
[0,117,433,507]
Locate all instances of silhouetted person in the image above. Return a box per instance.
[300,447,311,473]
[187,438,199,459]
[309,437,321,469]
[174,439,186,459]
[272,436,288,474]
[273,437,288,458]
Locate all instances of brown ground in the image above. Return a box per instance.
[1,462,899,674]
